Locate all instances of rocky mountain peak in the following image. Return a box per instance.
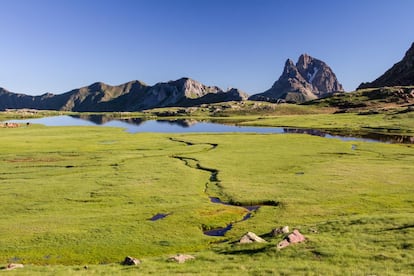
[297,53,313,69]
[283,59,297,76]
[358,42,414,89]
[249,54,343,103]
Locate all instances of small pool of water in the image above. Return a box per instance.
[6,115,414,144]
[149,213,171,221]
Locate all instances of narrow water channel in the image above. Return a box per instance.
[169,138,279,237]
[204,197,260,236]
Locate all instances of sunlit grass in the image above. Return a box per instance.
[0,120,413,274]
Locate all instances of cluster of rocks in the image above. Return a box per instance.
[237,226,306,249]
[119,227,306,269]
[4,227,305,271]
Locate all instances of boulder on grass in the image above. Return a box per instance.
[287,229,305,244]
[168,254,195,263]
[271,226,289,236]
[122,256,141,266]
[277,229,306,249]
[277,239,290,249]
[239,232,267,244]
[5,263,24,270]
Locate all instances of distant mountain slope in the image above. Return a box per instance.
[0,88,63,110]
[358,42,414,89]
[304,86,414,111]
[0,78,248,111]
[249,54,344,103]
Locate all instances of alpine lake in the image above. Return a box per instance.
[9,114,414,144]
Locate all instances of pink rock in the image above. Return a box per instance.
[287,229,305,244]
[277,239,290,249]
[277,229,306,249]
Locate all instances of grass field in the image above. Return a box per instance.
[0,114,413,274]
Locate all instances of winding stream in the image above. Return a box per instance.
[204,197,260,236]
[169,137,278,237]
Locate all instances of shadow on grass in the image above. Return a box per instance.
[214,242,274,256]
[383,224,414,231]
[218,246,270,255]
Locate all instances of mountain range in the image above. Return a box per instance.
[1,42,414,111]
[0,78,247,111]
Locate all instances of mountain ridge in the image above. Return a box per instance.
[0,78,248,111]
[358,42,414,89]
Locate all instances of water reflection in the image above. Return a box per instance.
[70,115,145,126]
[284,128,414,144]
[7,115,413,144]
[156,119,198,128]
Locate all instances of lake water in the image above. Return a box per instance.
[7,115,414,144]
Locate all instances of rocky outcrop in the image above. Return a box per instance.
[0,78,247,112]
[358,42,414,89]
[249,54,344,103]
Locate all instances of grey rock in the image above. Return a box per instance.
[168,254,195,263]
[239,232,267,243]
[271,226,289,236]
[122,256,141,266]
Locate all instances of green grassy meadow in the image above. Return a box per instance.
[0,114,413,274]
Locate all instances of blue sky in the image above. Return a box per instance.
[1,0,413,95]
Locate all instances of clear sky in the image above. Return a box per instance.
[1,0,413,95]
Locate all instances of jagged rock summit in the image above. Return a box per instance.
[358,42,414,89]
[249,54,344,103]
[0,77,248,111]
